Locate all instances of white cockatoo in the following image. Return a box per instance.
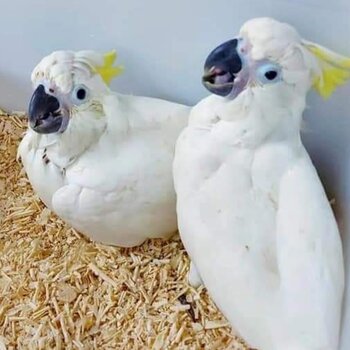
[173,17,349,350]
[18,50,190,246]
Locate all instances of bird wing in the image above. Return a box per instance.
[174,117,343,349]
[174,124,281,349]
[274,150,344,349]
[51,95,190,246]
[105,93,190,138]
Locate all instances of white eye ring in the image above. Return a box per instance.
[71,85,89,105]
[256,63,282,84]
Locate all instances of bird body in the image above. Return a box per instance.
[174,93,343,350]
[174,18,348,349]
[19,50,190,246]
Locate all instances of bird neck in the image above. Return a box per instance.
[191,88,306,149]
[34,111,107,168]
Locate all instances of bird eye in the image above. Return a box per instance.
[265,70,278,80]
[71,85,89,105]
[256,63,282,84]
[76,88,86,100]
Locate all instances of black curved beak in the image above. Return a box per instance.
[28,84,64,134]
[202,39,243,96]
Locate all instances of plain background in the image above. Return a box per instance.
[0,0,349,347]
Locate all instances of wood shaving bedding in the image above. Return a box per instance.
[0,114,248,350]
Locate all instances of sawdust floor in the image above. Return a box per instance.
[0,114,249,349]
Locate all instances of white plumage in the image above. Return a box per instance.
[174,18,346,350]
[19,50,190,246]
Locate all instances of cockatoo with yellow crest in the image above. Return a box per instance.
[19,50,190,246]
[173,17,349,350]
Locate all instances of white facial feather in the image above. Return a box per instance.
[240,18,320,94]
[240,17,301,62]
[31,50,107,93]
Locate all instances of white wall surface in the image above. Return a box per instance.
[0,0,349,348]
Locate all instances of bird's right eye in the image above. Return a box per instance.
[256,62,282,84]
[76,88,86,100]
[71,85,90,105]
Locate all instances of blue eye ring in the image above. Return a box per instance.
[256,63,282,84]
[71,84,89,105]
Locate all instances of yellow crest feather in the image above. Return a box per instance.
[95,50,124,85]
[305,41,350,99]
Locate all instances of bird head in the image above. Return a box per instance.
[202,17,350,104]
[28,50,123,134]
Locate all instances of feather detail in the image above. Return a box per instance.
[95,50,124,85]
[303,40,350,98]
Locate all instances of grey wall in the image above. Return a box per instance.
[0,0,349,347]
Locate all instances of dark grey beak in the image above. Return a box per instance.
[202,39,242,96]
[28,84,64,134]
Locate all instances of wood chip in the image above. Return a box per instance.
[57,283,77,303]
[205,320,231,330]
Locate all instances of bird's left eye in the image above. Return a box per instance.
[71,85,89,105]
[256,63,282,84]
